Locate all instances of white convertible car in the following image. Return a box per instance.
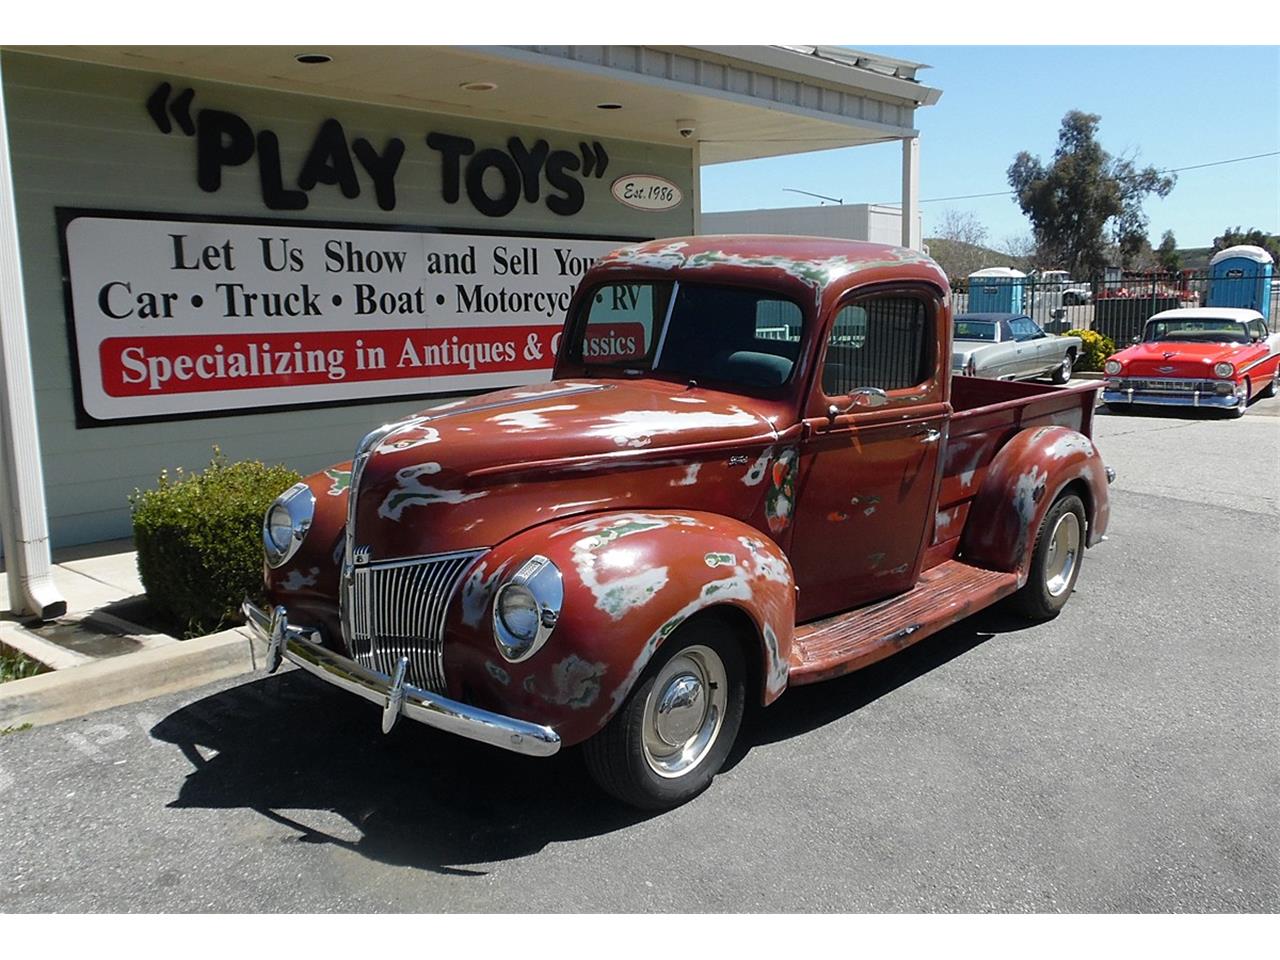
[952,312,1082,383]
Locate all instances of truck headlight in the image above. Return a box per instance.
[1104,359,1122,375]
[493,555,562,663]
[1213,361,1234,378]
[262,483,315,569]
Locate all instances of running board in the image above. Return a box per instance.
[788,560,1019,686]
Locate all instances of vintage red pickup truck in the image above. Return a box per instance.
[244,236,1114,809]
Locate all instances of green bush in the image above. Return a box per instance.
[130,448,300,638]
[1065,328,1116,372]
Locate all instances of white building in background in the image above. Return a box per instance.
[701,203,922,247]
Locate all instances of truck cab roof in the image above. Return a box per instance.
[593,235,950,309]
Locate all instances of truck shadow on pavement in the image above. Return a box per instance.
[149,603,1037,875]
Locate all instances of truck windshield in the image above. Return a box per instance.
[1143,319,1251,344]
[568,280,805,389]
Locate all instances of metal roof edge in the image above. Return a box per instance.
[681,44,942,106]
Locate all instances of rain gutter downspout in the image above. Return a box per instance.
[0,55,66,620]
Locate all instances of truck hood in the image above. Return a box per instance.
[1114,339,1259,377]
[346,379,781,561]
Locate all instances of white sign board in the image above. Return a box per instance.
[61,212,630,423]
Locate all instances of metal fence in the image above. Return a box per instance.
[953,272,1279,345]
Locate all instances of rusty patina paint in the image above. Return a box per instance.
[440,510,796,745]
[261,236,1112,750]
[959,425,1111,581]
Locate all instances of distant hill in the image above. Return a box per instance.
[1178,247,1215,272]
[923,238,1031,280]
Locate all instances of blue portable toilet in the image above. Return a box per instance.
[1208,245,1274,319]
[966,267,1027,313]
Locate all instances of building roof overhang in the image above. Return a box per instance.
[3,44,940,164]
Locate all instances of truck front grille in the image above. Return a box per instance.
[347,550,483,692]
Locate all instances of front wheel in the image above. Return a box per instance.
[1009,493,1086,621]
[1229,379,1251,418]
[1051,351,1074,384]
[583,619,745,810]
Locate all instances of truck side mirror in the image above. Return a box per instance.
[827,387,888,421]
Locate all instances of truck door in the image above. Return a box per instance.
[789,287,946,622]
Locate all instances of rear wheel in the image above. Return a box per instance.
[583,619,746,810]
[1009,493,1086,621]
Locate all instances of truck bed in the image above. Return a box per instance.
[924,376,1102,570]
[789,377,1102,684]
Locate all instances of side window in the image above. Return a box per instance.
[1010,317,1037,341]
[821,294,932,396]
[1249,319,1265,340]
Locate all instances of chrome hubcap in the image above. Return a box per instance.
[642,645,727,778]
[1044,511,1081,597]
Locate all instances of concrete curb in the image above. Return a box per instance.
[1,620,92,670]
[0,625,265,729]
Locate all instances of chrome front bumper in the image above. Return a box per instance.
[1102,387,1242,410]
[241,600,560,757]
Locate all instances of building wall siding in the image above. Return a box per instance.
[2,51,694,546]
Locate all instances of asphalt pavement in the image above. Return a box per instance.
[1,394,1277,912]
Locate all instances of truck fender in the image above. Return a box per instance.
[445,510,796,747]
[958,425,1111,584]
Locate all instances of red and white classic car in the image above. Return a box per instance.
[1102,307,1280,417]
[244,236,1114,809]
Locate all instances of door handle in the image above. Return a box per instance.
[918,428,942,443]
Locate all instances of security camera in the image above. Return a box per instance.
[677,119,696,139]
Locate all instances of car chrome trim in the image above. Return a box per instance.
[348,548,485,691]
[242,600,561,757]
[1238,352,1278,375]
[492,554,564,663]
[263,483,316,569]
[642,643,727,779]
[340,422,398,647]
[1102,389,1242,410]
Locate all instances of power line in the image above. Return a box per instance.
[783,187,844,204]
[870,150,1280,206]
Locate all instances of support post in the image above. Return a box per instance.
[901,136,921,250]
[690,138,702,235]
[0,57,66,619]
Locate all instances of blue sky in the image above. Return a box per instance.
[701,46,1280,250]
